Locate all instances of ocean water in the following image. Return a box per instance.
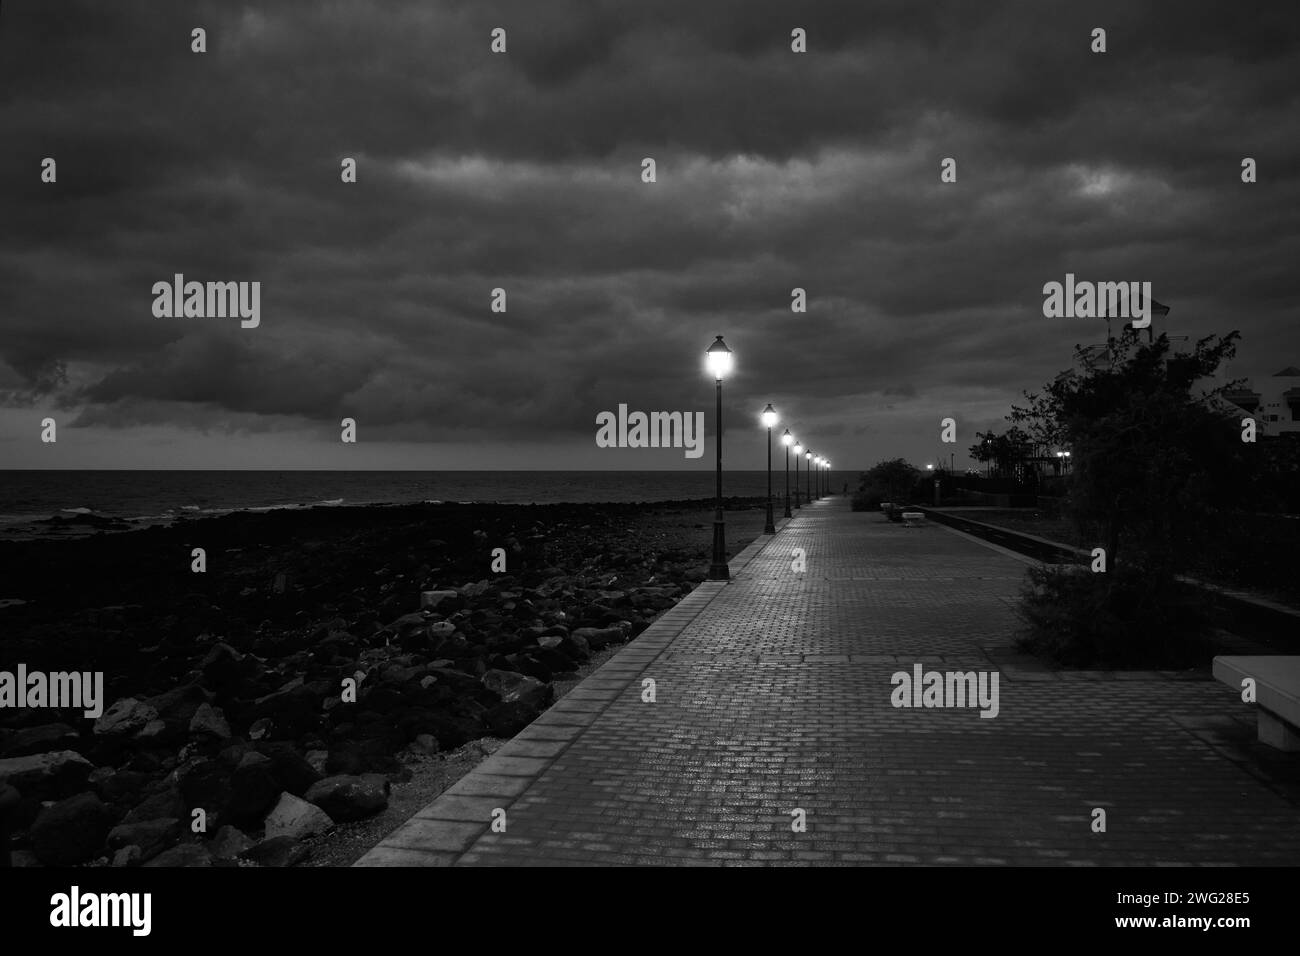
[0,470,828,527]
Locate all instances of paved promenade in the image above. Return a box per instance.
[358,496,1300,866]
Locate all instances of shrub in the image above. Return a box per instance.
[852,459,919,512]
[1014,563,1215,668]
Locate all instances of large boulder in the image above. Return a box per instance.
[199,643,259,695]
[302,774,389,823]
[263,792,333,841]
[225,752,280,826]
[108,818,182,862]
[250,680,331,737]
[176,758,232,815]
[481,670,552,710]
[0,751,93,801]
[143,842,212,867]
[0,723,79,758]
[250,742,322,796]
[239,836,308,868]
[570,626,627,651]
[208,825,253,861]
[93,698,158,737]
[146,683,211,724]
[419,590,459,610]
[123,786,185,824]
[188,703,231,740]
[30,792,115,865]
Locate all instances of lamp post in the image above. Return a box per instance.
[705,335,732,580]
[781,429,793,518]
[793,442,803,508]
[761,404,778,534]
[818,457,826,498]
[805,450,813,502]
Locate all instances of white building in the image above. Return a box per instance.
[1224,367,1300,437]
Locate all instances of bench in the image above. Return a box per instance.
[1212,656,1300,751]
[900,512,925,527]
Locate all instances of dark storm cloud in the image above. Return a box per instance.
[1,0,1297,465]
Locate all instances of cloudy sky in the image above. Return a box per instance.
[2,0,1296,470]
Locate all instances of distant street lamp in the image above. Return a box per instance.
[805,450,813,502]
[781,429,793,518]
[705,335,732,580]
[793,442,803,509]
[761,404,778,534]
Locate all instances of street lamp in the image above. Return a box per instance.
[761,404,778,534]
[793,442,803,509]
[781,429,793,518]
[705,335,732,580]
[805,450,813,502]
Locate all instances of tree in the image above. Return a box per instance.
[1010,329,1248,572]
[969,427,1033,479]
[852,458,918,510]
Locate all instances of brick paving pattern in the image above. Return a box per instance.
[358,496,1300,866]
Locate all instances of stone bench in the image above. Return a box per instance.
[900,511,925,526]
[1212,656,1300,751]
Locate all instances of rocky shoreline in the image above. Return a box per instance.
[0,497,767,867]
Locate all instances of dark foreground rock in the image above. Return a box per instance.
[0,497,765,865]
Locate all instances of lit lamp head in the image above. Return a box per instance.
[782,429,793,447]
[805,451,812,461]
[761,403,778,429]
[705,335,733,381]
[793,442,803,455]
[926,463,934,471]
